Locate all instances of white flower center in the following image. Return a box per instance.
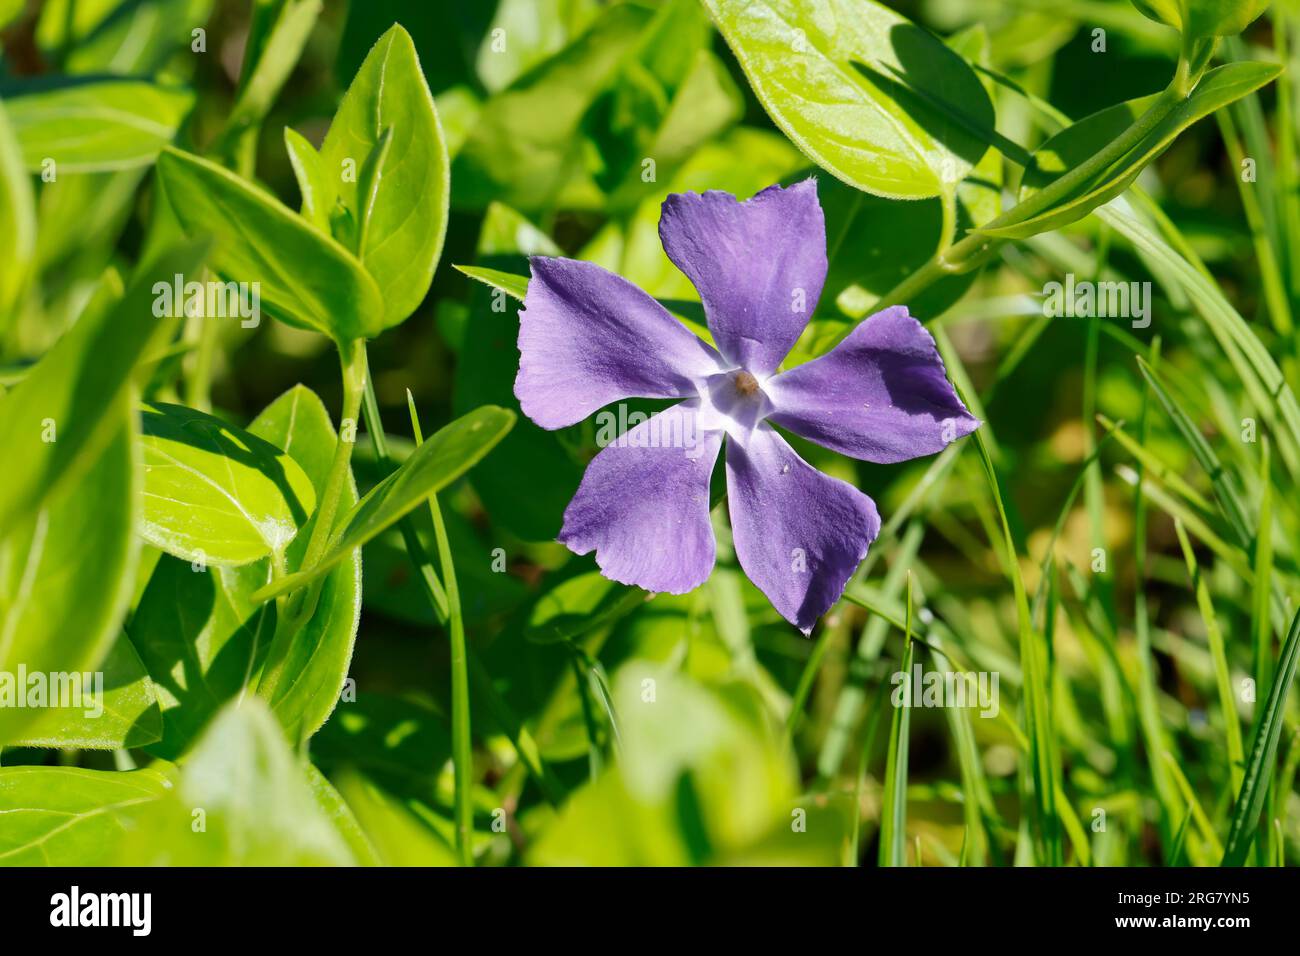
[697,367,774,440]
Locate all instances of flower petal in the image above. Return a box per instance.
[560,403,723,594]
[658,180,826,376]
[516,257,725,430]
[766,306,979,463]
[726,425,880,633]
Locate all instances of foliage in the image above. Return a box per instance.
[0,0,1297,870]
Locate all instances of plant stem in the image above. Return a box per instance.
[357,359,565,806]
[407,392,474,868]
[257,338,367,701]
[876,60,1193,311]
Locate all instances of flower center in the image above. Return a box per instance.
[697,367,774,439]
[734,370,761,397]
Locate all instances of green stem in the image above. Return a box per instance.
[876,60,1193,311]
[357,360,565,806]
[257,338,367,702]
[407,393,474,868]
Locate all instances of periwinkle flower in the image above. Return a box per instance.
[515,180,979,633]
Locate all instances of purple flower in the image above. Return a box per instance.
[515,179,979,633]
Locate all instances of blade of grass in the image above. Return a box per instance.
[1130,339,1183,846]
[1137,356,1252,550]
[1100,204,1300,479]
[1163,751,1224,859]
[1173,519,1246,794]
[969,418,1061,864]
[407,391,472,867]
[1222,608,1300,865]
[878,574,914,867]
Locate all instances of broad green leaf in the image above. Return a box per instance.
[306,764,381,866]
[0,99,35,327]
[702,0,994,199]
[1132,0,1270,37]
[525,571,646,645]
[1222,609,1300,865]
[130,556,274,760]
[36,0,214,75]
[4,80,193,173]
[254,405,515,602]
[985,61,1282,240]
[11,634,163,750]
[133,386,360,754]
[529,665,829,865]
[155,146,385,340]
[331,767,458,866]
[0,415,139,744]
[319,24,450,328]
[476,0,603,93]
[283,126,330,230]
[140,402,317,567]
[115,698,356,865]
[587,2,741,211]
[0,241,204,538]
[0,766,171,866]
[248,386,362,743]
[452,4,653,212]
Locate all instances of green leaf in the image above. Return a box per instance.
[1132,0,1270,38]
[1222,608,1300,865]
[878,599,913,866]
[140,402,317,567]
[0,415,139,744]
[220,0,323,151]
[454,264,529,301]
[529,664,828,865]
[3,80,193,173]
[254,406,515,602]
[283,126,330,230]
[311,692,451,805]
[0,241,204,538]
[36,0,214,75]
[129,555,273,759]
[985,62,1282,240]
[330,767,458,866]
[702,0,994,200]
[305,763,381,866]
[0,766,171,866]
[115,698,357,865]
[452,4,653,212]
[11,633,163,750]
[155,146,385,340]
[0,100,35,327]
[319,24,450,328]
[133,387,360,753]
[476,0,603,93]
[0,0,22,30]
[248,386,362,743]
[525,571,646,645]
